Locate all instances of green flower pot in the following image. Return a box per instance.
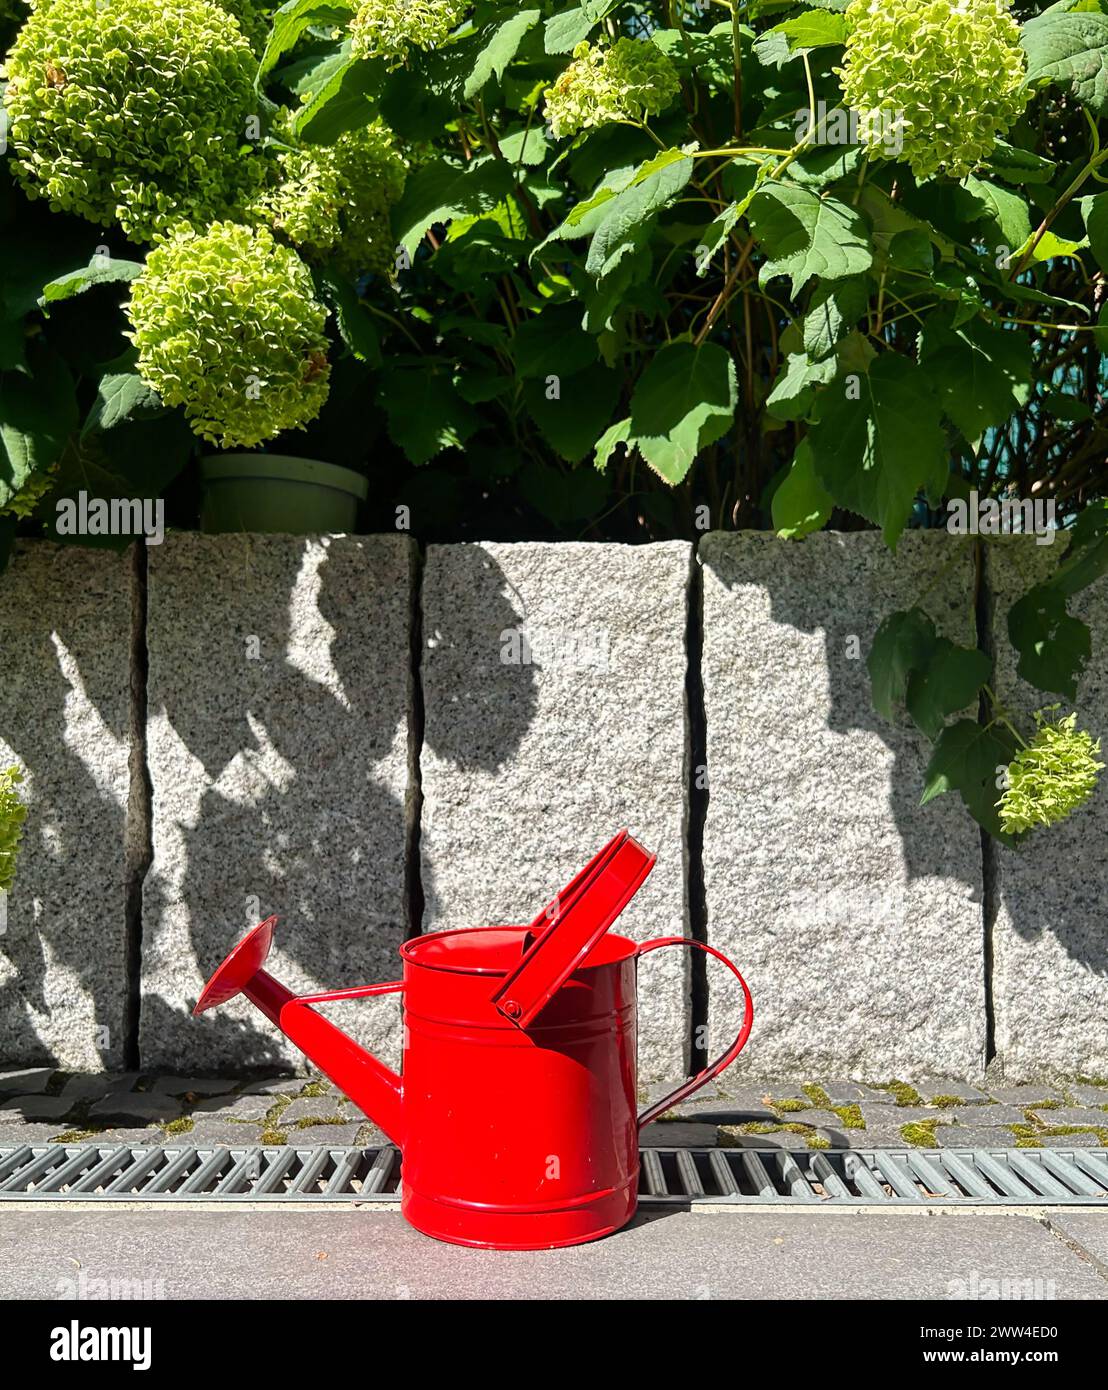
[200,455,369,535]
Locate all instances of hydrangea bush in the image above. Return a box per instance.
[3,0,263,242]
[126,222,331,449]
[0,766,27,895]
[2,0,1108,838]
[838,0,1030,178]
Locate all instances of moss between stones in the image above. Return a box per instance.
[883,1080,923,1107]
[51,1128,100,1144]
[807,1135,831,1150]
[833,1104,865,1130]
[298,1080,329,1098]
[162,1115,195,1136]
[803,1083,832,1109]
[928,1095,963,1109]
[772,1098,809,1113]
[900,1121,939,1147]
[293,1115,348,1129]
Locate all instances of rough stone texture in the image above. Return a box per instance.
[141,534,415,1074]
[419,542,693,1082]
[988,539,1108,1083]
[0,543,134,1070]
[700,532,986,1081]
[87,1093,182,1125]
[0,1069,55,1096]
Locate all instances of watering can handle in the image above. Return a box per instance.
[635,937,754,1130]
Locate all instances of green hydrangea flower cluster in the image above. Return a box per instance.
[544,38,681,140]
[3,0,263,243]
[255,122,407,278]
[126,222,331,450]
[215,0,276,55]
[837,0,1030,180]
[0,766,27,896]
[349,0,468,68]
[0,466,57,520]
[998,708,1104,835]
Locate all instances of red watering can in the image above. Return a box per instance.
[194,830,754,1249]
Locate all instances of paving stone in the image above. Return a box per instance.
[87,1094,182,1125]
[1066,1084,1108,1106]
[0,543,134,1070]
[58,1073,139,1102]
[771,1109,844,1130]
[936,1127,1022,1149]
[77,1129,171,1147]
[818,1080,893,1105]
[944,1105,1030,1126]
[189,1094,273,1123]
[674,1102,780,1125]
[0,1069,55,1097]
[0,1096,77,1121]
[237,1075,304,1096]
[185,1119,263,1146]
[1026,1108,1108,1129]
[987,1085,1067,1107]
[279,1098,345,1126]
[353,1120,391,1148]
[641,1122,719,1148]
[989,541,1108,1082]
[141,534,414,1074]
[420,541,693,1083]
[0,1122,73,1146]
[150,1076,239,1098]
[859,1104,955,1127]
[700,532,986,1081]
[284,1122,362,1145]
[844,1128,916,1149]
[1038,1133,1107,1149]
[916,1079,990,1103]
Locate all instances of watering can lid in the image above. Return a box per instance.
[488,829,655,1030]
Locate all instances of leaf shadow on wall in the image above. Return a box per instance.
[140,536,539,1075]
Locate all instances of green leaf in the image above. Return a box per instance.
[868,608,938,723]
[986,139,1057,184]
[81,373,162,438]
[594,416,632,472]
[393,158,513,257]
[377,363,479,465]
[523,363,620,463]
[519,459,609,524]
[0,352,78,508]
[627,342,737,484]
[802,276,868,361]
[257,0,355,85]
[905,640,992,740]
[768,9,848,49]
[513,303,597,379]
[764,350,836,421]
[1053,499,1108,597]
[38,257,145,314]
[1021,8,1108,114]
[585,149,695,279]
[544,3,605,54]
[1007,584,1091,699]
[291,52,382,143]
[315,270,382,366]
[917,316,1032,443]
[749,183,872,297]
[962,176,1032,253]
[464,8,541,97]
[1081,190,1108,270]
[807,355,948,547]
[921,719,1020,841]
[772,439,833,539]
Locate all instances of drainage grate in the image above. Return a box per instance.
[1,1145,1106,1206]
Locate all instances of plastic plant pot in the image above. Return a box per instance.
[200,455,369,535]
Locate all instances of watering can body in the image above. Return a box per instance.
[194,832,753,1250]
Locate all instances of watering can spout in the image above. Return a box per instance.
[193,917,405,1145]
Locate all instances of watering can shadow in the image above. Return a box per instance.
[194,829,753,1249]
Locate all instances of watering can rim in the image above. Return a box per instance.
[400,924,639,977]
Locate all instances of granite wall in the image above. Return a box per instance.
[0,532,1103,1085]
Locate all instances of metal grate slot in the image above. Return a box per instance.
[0,1146,1105,1206]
